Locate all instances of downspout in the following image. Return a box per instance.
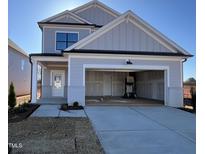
[29,55,33,103]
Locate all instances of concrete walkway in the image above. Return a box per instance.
[85,106,196,154]
[31,105,86,117]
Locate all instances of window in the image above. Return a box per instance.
[56,32,78,50]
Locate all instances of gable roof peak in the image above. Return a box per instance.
[65,10,191,56]
[71,0,120,17]
[39,10,92,24]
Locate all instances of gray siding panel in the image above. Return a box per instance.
[8,47,31,96]
[82,21,173,53]
[43,27,90,53]
[75,6,116,25]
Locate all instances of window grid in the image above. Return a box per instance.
[56,33,78,51]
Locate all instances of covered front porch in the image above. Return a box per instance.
[30,54,69,104]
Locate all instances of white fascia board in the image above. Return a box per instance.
[40,10,69,22]
[66,10,190,55]
[51,11,92,24]
[31,56,68,62]
[8,38,29,57]
[40,10,92,24]
[68,53,185,61]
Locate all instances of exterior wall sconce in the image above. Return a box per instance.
[126,59,133,64]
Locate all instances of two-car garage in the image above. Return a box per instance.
[85,69,165,105]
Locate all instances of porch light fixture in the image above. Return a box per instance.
[126,59,133,64]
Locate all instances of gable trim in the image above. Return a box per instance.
[8,39,29,57]
[51,14,85,23]
[40,10,92,24]
[71,0,120,18]
[65,12,126,51]
[65,11,190,55]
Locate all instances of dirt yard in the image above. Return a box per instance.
[8,117,104,154]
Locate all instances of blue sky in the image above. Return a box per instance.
[8,0,196,80]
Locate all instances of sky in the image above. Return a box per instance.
[8,0,196,81]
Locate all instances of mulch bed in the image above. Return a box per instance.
[60,104,84,111]
[8,117,105,154]
[8,104,40,123]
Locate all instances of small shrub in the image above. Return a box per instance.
[60,104,69,111]
[73,101,79,107]
[21,102,30,108]
[12,103,27,113]
[8,82,16,108]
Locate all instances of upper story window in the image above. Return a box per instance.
[56,32,78,51]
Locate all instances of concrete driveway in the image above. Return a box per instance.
[85,106,195,154]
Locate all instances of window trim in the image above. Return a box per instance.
[55,31,79,52]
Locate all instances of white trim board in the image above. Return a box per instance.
[65,10,190,55]
[68,53,185,61]
[40,10,92,24]
[31,56,68,62]
[8,39,29,57]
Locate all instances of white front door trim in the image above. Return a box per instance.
[50,70,65,97]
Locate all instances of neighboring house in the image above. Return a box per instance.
[30,0,192,107]
[183,78,196,99]
[8,39,31,96]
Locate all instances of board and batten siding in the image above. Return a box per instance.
[43,27,91,53]
[8,46,31,96]
[68,57,183,107]
[82,20,172,53]
[74,6,117,26]
[42,67,68,98]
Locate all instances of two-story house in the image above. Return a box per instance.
[30,0,192,107]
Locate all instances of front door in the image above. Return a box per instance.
[52,70,65,97]
[103,73,112,96]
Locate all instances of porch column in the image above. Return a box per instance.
[31,59,37,103]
